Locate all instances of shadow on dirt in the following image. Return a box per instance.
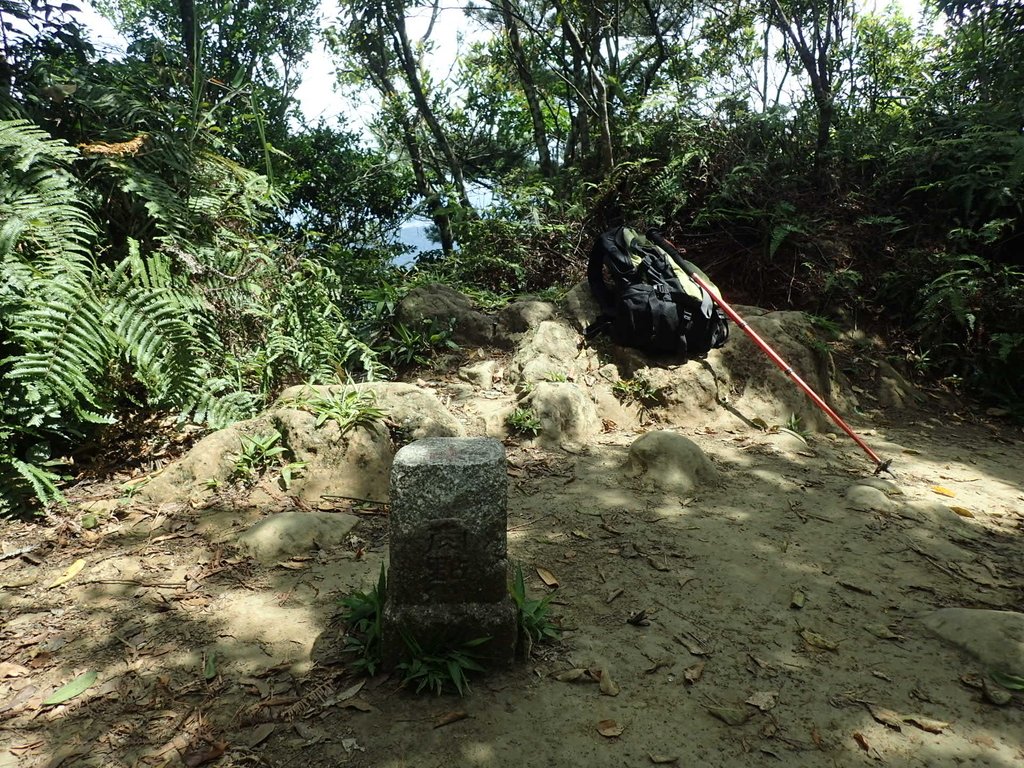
[2,405,1021,768]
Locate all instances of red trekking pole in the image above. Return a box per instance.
[647,230,892,475]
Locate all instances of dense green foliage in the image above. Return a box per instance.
[1,0,1022,513]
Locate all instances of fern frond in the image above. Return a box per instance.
[0,120,95,264]
[7,272,114,417]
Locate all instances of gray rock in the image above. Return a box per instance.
[394,283,496,346]
[524,381,602,448]
[922,608,1024,677]
[360,382,465,439]
[274,406,394,503]
[138,414,275,504]
[512,320,590,384]
[845,484,899,513]
[495,300,557,343]
[623,430,717,493]
[458,360,498,389]
[237,511,358,562]
[561,280,600,331]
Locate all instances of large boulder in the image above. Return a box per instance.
[707,309,849,431]
[338,382,465,440]
[623,430,717,493]
[275,382,464,503]
[273,407,393,503]
[523,382,602,449]
[138,414,276,505]
[512,320,597,385]
[494,300,558,346]
[394,283,497,347]
[922,609,1024,677]
[561,280,600,332]
[140,383,463,506]
[236,511,359,563]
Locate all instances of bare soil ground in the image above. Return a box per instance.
[1,372,1023,768]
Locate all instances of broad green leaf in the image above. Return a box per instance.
[43,670,97,706]
[990,671,1024,691]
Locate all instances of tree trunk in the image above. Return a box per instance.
[500,0,554,177]
[177,0,196,70]
[390,2,473,213]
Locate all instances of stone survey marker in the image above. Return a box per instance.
[383,438,518,666]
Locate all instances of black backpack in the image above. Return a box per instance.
[586,226,730,357]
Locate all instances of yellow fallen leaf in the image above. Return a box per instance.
[599,668,620,696]
[800,628,839,651]
[536,566,559,588]
[903,714,949,734]
[48,558,86,589]
[949,506,974,518]
[931,486,956,498]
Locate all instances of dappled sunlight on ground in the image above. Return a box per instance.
[0,399,1021,767]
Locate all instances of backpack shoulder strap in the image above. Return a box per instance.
[588,226,637,310]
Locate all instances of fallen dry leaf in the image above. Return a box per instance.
[536,566,559,588]
[949,505,974,518]
[47,558,86,589]
[868,704,950,734]
[683,662,705,685]
[336,680,366,702]
[868,705,903,730]
[811,726,825,750]
[599,668,620,696]
[183,741,227,767]
[902,714,949,734]
[648,754,678,764]
[745,691,778,712]
[247,724,275,747]
[647,556,670,572]
[852,732,871,752]
[554,668,588,683]
[0,662,30,678]
[674,633,710,656]
[42,745,90,768]
[864,624,903,641]
[597,719,624,737]
[931,485,956,498]
[340,698,377,712]
[706,705,751,726]
[434,710,468,728]
[638,653,667,674]
[800,628,839,652]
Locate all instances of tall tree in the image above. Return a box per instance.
[764,0,850,174]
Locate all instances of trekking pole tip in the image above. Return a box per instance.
[873,458,894,477]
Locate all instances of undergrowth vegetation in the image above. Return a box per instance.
[338,563,558,695]
[1,0,1022,513]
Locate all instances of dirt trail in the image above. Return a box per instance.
[1,344,1023,767]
